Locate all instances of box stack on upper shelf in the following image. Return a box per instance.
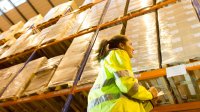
[37,1,78,31]
[0,15,43,57]
[158,0,200,65]
[0,22,24,45]
[19,15,43,33]
[79,0,107,31]
[0,28,49,60]
[79,24,123,85]
[0,2,90,68]
[102,0,126,23]
[126,12,159,72]
[128,0,153,12]
[48,32,94,89]
[63,9,90,35]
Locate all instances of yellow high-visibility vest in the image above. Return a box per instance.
[87,49,153,112]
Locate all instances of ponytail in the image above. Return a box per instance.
[97,40,109,61]
[97,35,128,61]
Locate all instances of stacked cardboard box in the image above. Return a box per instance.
[20,15,43,32]
[0,21,24,42]
[0,57,47,99]
[79,0,107,31]
[79,25,123,85]
[41,14,77,44]
[126,12,159,72]
[5,33,42,56]
[64,9,90,35]
[0,21,25,57]
[128,0,153,12]
[102,0,126,23]
[38,1,77,24]
[23,55,63,95]
[158,0,200,65]
[0,38,16,57]
[0,30,33,59]
[48,33,94,87]
[0,63,23,96]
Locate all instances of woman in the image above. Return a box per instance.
[87,35,158,112]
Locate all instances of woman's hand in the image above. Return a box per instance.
[149,87,158,99]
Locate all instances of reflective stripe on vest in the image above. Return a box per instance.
[88,93,121,110]
[114,70,130,79]
[114,70,139,95]
[127,82,139,95]
[92,78,115,90]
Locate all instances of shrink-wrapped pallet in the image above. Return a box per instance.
[38,1,75,24]
[20,15,43,32]
[126,12,159,72]
[0,21,24,43]
[128,0,153,12]
[102,0,126,23]
[79,0,107,31]
[79,25,123,85]
[0,30,33,59]
[0,57,47,99]
[23,55,63,95]
[48,33,94,87]
[13,27,50,54]
[158,0,200,65]
[41,14,76,44]
[0,38,16,57]
[0,63,23,96]
[64,9,90,35]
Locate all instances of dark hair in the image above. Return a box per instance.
[97,35,128,61]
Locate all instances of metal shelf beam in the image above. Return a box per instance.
[0,61,200,107]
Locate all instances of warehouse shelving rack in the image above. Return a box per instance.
[0,0,200,111]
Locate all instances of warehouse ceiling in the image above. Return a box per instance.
[0,0,84,32]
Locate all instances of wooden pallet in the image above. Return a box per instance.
[36,15,63,31]
[48,83,69,92]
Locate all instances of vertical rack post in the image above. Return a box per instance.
[61,0,112,111]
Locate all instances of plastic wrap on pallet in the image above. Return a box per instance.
[126,12,159,72]
[128,0,153,13]
[0,21,24,42]
[0,57,47,99]
[41,14,76,44]
[23,55,63,95]
[13,27,50,55]
[48,33,94,88]
[38,1,73,24]
[20,15,43,32]
[0,63,24,96]
[102,0,126,23]
[64,9,90,36]
[0,38,16,57]
[78,25,123,85]
[0,30,33,59]
[79,0,107,31]
[158,0,200,65]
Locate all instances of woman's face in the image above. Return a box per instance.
[120,39,134,58]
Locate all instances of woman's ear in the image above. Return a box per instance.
[119,43,125,49]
